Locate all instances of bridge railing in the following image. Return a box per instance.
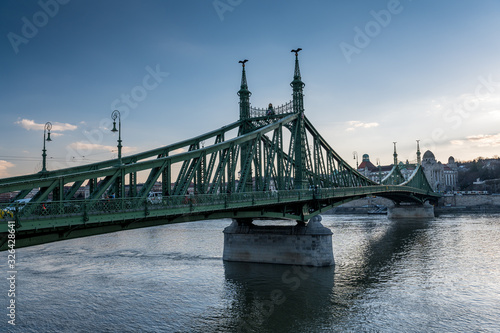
[0,189,315,222]
[0,184,436,225]
[249,101,294,117]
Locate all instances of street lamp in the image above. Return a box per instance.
[353,151,358,169]
[41,122,52,173]
[377,158,382,184]
[111,110,122,164]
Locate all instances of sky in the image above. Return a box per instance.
[1,0,500,178]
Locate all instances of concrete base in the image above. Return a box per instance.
[223,216,334,267]
[387,204,435,218]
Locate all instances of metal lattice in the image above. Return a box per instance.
[0,52,440,249]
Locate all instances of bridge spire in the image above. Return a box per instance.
[416,140,421,165]
[290,48,308,190]
[290,48,305,113]
[238,59,254,192]
[238,59,251,123]
[393,142,398,165]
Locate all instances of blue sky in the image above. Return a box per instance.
[1,0,500,177]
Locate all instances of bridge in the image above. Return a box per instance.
[0,50,438,253]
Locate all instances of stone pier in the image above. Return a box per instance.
[387,203,435,218]
[222,216,334,267]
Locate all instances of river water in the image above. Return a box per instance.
[2,214,500,332]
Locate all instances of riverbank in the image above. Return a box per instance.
[435,205,500,214]
[326,195,500,215]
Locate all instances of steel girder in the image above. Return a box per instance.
[381,165,406,185]
[0,112,435,208]
[0,109,441,250]
[0,120,243,194]
[401,165,434,193]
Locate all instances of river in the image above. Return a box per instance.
[2,214,500,332]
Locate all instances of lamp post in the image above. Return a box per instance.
[111,110,122,165]
[393,142,398,166]
[41,122,52,173]
[377,158,382,184]
[353,151,358,169]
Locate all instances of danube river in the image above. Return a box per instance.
[2,214,500,332]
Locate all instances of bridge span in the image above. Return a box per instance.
[0,50,439,256]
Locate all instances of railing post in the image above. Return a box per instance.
[14,206,21,229]
[83,202,89,222]
[144,199,150,216]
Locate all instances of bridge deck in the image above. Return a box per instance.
[0,185,429,233]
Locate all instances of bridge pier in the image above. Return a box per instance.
[222,215,334,267]
[387,203,435,218]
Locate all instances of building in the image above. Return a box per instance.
[421,151,458,192]
[358,154,390,183]
[357,145,458,193]
[357,154,416,184]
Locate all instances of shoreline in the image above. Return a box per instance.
[326,195,500,215]
[327,205,500,215]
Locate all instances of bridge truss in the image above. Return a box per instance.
[0,51,439,249]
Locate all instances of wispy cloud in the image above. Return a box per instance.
[170,148,185,155]
[15,119,77,131]
[346,121,379,132]
[68,142,137,155]
[451,133,500,147]
[428,89,500,118]
[68,142,114,152]
[0,160,15,178]
[466,133,500,147]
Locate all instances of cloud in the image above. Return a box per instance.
[0,160,15,178]
[68,141,137,155]
[170,148,185,155]
[465,133,500,147]
[428,88,500,119]
[346,121,379,131]
[488,110,500,118]
[15,119,77,131]
[68,142,115,153]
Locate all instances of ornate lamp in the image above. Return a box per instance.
[41,122,52,173]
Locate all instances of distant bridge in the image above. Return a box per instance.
[0,51,438,250]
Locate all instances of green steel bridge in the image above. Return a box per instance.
[0,51,438,250]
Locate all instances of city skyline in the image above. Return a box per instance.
[1,0,500,178]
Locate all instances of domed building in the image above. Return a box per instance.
[422,150,435,162]
[421,150,458,192]
[358,154,376,172]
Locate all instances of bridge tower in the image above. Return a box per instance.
[238,59,251,131]
[238,60,254,192]
[393,142,398,166]
[416,140,421,165]
[290,48,308,190]
[223,50,334,266]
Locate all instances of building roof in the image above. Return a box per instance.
[423,150,435,160]
[379,165,394,172]
[358,160,376,171]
